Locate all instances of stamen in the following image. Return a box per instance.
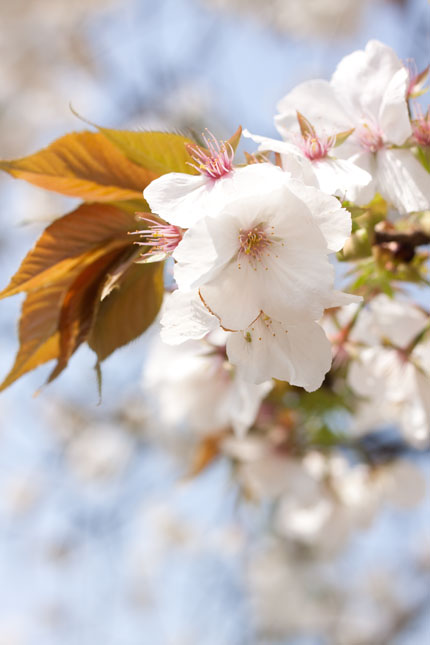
[238,225,271,262]
[357,121,384,153]
[186,130,234,179]
[296,132,335,161]
[133,216,183,260]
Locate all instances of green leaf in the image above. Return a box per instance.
[417,146,430,173]
[333,128,355,147]
[99,130,197,175]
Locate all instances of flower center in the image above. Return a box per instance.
[298,133,335,161]
[238,225,271,261]
[133,216,183,260]
[357,122,384,153]
[186,131,234,179]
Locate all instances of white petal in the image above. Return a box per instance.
[286,179,353,251]
[200,259,263,331]
[225,376,273,437]
[242,129,297,156]
[143,173,209,227]
[199,191,335,329]
[331,40,405,123]
[280,152,319,186]
[347,151,378,205]
[227,317,332,390]
[324,290,362,308]
[160,290,219,345]
[365,294,428,347]
[378,67,411,144]
[377,148,430,214]
[275,79,352,140]
[311,157,372,204]
[173,215,237,290]
[243,132,318,186]
[347,347,391,400]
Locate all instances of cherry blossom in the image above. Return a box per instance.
[274,40,430,214]
[160,289,359,390]
[345,295,430,447]
[243,124,371,202]
[133,215,184,263]
[143,133,274,229]
[143,319,272,437]
[171,165,355,331]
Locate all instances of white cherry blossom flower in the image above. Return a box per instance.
[144,132,281,229]
[172,167,354,331]
[225,313,332,389]
[160,290,356,390]
[274,40,430,214]
[243,124,371,202]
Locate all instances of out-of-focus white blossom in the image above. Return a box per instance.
[67,425,133,482]
[143,327,272,437]
[224,435,426,553]
[346,295,430,447]
[0,471,43,516]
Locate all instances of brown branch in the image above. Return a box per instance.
[373,229,430,247]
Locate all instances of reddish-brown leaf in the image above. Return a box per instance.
[88,261,164,362]
[47,247,127,383]
[0,203,140,298]
[0,278,69,391]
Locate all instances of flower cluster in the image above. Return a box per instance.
[143,140,358,400]
[138,39,429,439]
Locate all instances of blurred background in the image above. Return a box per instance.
[0,1,429,643]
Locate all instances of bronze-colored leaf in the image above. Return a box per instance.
[0,203,140,298]
[227,125,243,152]
[0,279,67,391]
[47,247,126,383]
[0,131,157,201]
[88,261,164,362]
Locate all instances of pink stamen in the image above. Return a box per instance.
[187,130,234,179]
[134,216,183,260]
[357,121,384,153]
[412,105,430,146]
[296,132,335,161]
